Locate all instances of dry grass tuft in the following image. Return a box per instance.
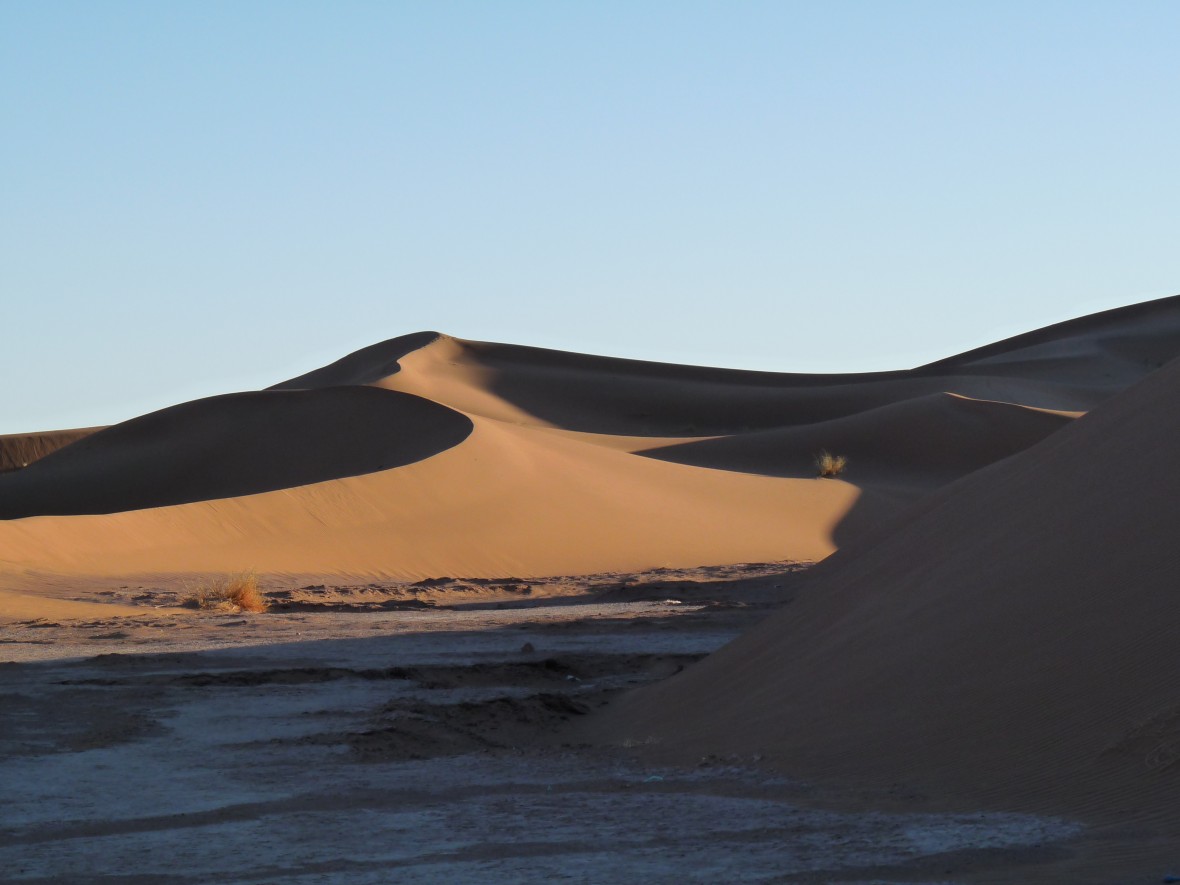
[815,450,848,478]
[185,571,269,613]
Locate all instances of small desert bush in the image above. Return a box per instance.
[185,571,269,613]
[815,450,848,478]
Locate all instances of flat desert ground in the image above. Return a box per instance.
[3,297,1180,882]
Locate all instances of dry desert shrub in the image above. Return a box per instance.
[185,571,269,613]
[815,450,848,478]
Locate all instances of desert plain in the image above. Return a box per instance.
[3,297,1180,882]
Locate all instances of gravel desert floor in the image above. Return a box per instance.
[2,565,1159,885]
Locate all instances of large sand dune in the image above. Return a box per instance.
[2,296,1179,590]
[0,415,864,580]
[587,348,1180,821]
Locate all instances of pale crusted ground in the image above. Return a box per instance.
[0,563,1118,884]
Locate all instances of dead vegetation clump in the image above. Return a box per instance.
[185,571,269,613]
[815,450,848,478]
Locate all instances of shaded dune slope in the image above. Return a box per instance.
[0,428,102,473]
[584,355,1180,820]
[637,393,1075,486]
[269,331,442,390]
[922,293,1180,378]
[0,387,472,518]
[347,296,1180,440]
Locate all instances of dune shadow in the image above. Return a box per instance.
[0,387,473,519]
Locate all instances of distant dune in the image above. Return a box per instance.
[2,295,1179,590]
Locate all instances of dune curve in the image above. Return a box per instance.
[0,387,472,518]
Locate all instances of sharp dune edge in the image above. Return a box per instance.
[0,415,860,579]
[4,296,1180,830]
[0,387,475,519]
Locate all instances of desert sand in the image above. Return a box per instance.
[587,337,1180,816]
[3,296,1177,594]
[4,295,1180,882]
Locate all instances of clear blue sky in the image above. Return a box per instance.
[3,1,1178,433]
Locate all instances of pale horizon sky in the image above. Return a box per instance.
[3,1,1178,434]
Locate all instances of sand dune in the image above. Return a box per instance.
[637,392,1077,489]
[0,415,862,580]
[0,387,471,519]
[2,295,1179,594]
[6,297,1180,882]
[923,293,1180,380]
[587,351,1180,821]
[270,330,443,390]
[0,427,100,473]
[366,295,1180,432]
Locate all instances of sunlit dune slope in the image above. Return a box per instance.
[0,416,861,579]
[584,354,1180,820]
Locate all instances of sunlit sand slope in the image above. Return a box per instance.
[0,416,860,580]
